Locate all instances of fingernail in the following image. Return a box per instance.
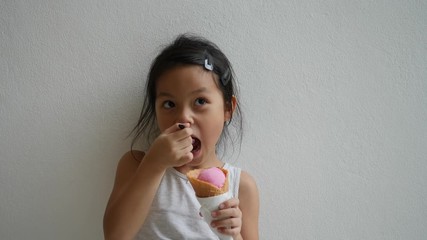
[211,211,217,217]
[178,124,185,129]
[219,204,225,209]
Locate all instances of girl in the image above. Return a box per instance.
[103,34,259,240]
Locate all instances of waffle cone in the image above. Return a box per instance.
[186,168,229,198]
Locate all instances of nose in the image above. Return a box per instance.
[176,106,194,125]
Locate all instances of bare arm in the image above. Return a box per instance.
[103,124,193,240]
[239,171,260,240]
[210,170,259,240]
[103,151,166,240]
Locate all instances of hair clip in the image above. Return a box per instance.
[220,69,230,86]
[204,58,213,71]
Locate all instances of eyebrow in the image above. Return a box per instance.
[157,87,209,98]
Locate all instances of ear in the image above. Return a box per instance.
[224,96,237,121]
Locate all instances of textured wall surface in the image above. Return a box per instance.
[1,1,426,239]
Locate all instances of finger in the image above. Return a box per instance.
[177,123,191,130]
[163,125,193,145]
[173,128,193,144]
[176,136,193,150]
[218,198,240,210]
[163,123,191,135]
[217,226,240,236]
[176,151,193,166]
[162,123,182,135]
[211,217,241,229]
[212,207,241,220]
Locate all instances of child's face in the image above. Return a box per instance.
[155,65,232,166]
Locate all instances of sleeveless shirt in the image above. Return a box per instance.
[134,163,241,240]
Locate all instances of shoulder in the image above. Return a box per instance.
[238,170,259,239]
[118,150,145,166]
[238,171,259,199]
[115,150,146,180]
[121,150,145,162]
[105,150,147,212]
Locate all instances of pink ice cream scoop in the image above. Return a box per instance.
[197,167,226,188]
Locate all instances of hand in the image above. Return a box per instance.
[144,123,193,169]
[210,198,242,238]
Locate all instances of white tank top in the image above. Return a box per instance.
[135,163,241,239]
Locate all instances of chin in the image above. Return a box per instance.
[186,154,204,168]
[189,155,202,165]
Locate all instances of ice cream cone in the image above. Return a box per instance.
[186,167,233,240]
[186,168,229,198]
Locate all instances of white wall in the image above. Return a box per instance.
[1,1,426,239]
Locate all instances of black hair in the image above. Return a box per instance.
[130,33,243,159]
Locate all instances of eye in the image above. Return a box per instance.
[195,98,207,106]
[162,100,175,109]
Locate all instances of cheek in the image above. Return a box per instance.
[156,120,167,132]
[202,116,225,142]
[155,110,169,132]
[156,117,172,132]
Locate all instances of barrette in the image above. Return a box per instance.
[220,69,230,86]
[204,58,213,71]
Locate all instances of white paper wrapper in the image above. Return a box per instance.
[197,191,233,240]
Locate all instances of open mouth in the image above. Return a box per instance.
[191,137,201,153]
